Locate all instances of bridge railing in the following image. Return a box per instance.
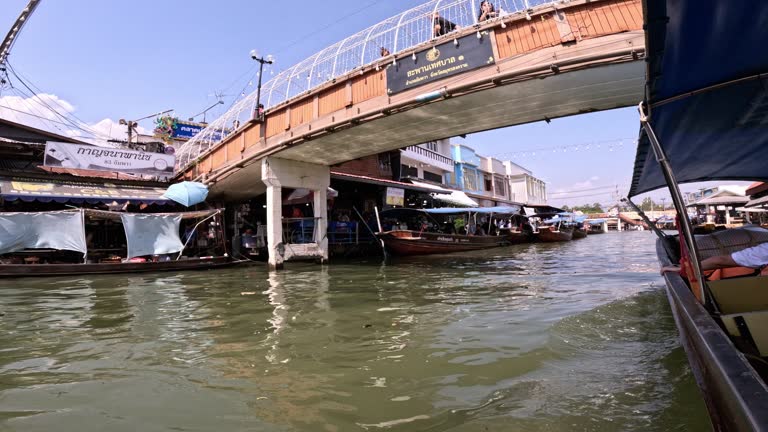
[175,0,559,173]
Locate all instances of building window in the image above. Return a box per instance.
[462,167,478,190]
[378,154,391,171]
[401,164,418,178]
[494,176,506,197]
[424,141,438,152]
[484,176,493,192]
[423,171,443,184]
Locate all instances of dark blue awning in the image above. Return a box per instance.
[628,0,768,196]
[0,177,171,205]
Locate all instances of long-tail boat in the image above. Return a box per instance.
[376,207,520,256]
[626,1,768,429]
[536,223,573,242]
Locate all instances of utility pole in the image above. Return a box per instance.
[119,109,173,147]
[250,49,274,121]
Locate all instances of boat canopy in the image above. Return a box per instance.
[587,219,606,225]
[628,0,768,197]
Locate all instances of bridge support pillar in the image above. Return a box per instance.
[261,157,330,270]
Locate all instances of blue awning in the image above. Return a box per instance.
[628,0,768,196]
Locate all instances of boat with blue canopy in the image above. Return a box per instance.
[627,0,768,429]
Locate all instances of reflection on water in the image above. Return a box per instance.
[0,232,708,431]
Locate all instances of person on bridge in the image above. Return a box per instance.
[477,1,498,22]
[380,47,390,57]
[433,12,458,38]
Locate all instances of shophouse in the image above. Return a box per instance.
[504,161,547,205]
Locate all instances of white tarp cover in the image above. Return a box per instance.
[431,191,479,208]
[121,214,183,259]
[0,211,86,255]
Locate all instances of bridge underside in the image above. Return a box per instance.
[279,61,644,166]
[210,60,643,202]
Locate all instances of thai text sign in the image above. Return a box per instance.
[386,32,495,94]
[385,187,405,206]
[173,121,205,139]
[44,142,175,179]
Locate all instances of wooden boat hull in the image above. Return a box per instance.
[572,228,588,239]
[506,231,534,245]
[656,238,768,430]
[537,227,573,242]
[0,256,250,278]
[377,230,509,256]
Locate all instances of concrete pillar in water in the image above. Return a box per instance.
[265,183,283,270]
[261,157,330,270]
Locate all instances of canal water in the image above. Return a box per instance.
[0,231,709,431]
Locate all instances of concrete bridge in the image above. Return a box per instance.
[175,0,645,268]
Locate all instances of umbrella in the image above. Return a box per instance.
[162,181,209,207]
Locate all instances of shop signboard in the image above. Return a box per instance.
[43,142,175,179]
[385,187,405,206]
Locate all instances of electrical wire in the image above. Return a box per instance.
[5,62,112,141]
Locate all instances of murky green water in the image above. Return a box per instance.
[0,232,709,431]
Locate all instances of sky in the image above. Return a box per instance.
[0,0,747,208]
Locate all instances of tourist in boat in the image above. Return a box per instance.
[661,242,768,274]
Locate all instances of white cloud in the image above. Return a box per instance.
[0,93,146,145]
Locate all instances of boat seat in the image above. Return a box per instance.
[708,276,768,315]
[721,311,768,357]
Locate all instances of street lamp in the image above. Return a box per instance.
[250,49,274,121]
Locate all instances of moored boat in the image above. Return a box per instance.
[0,208,249,278]
[376,230,508,256]
[536,224,573,242]
[376,206,522,256]
[627,0,768,428]
[571,226,587,239]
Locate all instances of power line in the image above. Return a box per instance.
[5,62,112,141]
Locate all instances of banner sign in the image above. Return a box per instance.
[44,142,175,179]
[172,121,206,139]
[386,32,495,95]
[385,187,405,206]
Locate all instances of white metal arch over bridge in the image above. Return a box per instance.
[176,0,565,168]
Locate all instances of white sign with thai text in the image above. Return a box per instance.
[44,142,175,179]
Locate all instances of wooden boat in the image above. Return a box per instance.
[376,206,524,256]
[505,229,534,245]
[0,256,247,278]
[377,230,508,256]
[536,225,573,242]
[571,226,587,239]
[0,208,249,278]
[627,0,768,428]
